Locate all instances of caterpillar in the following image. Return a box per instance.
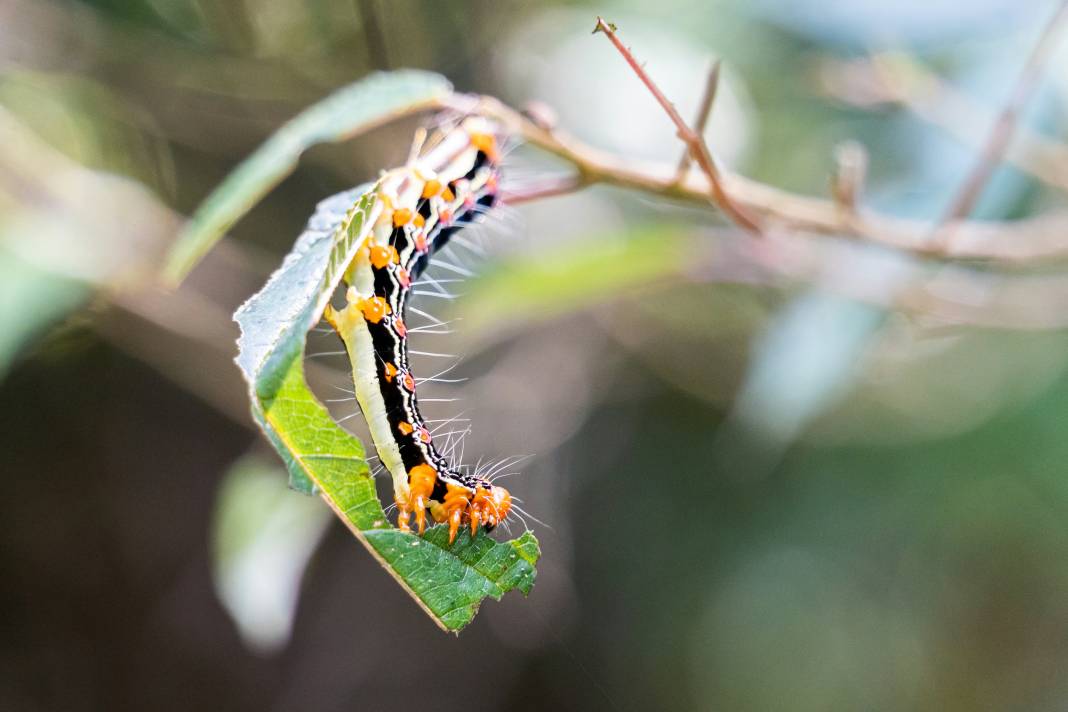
[322,113,513,544]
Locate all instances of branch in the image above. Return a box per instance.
[823,53,1068,195]
[675,60,721,183]
[939,0,1068,226]
[592,17,762,234]
[464,92,1068,268]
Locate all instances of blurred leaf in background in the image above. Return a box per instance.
[211,455,331,652]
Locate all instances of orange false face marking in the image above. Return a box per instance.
[369,245,399,270]
[392,207,413,227]
[421,179,442,199]
[397,421,414,436]
[358,296,391,323]
[383,362,398,383]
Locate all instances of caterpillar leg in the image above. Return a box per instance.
[395,464,437,534]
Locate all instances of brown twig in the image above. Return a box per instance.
[501,174,585,205]
[675,59,721,183]
[459,91,1068,269]
[592,17,761,234]
[938,0,1068,228]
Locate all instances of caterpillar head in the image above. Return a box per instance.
[439,477,512,544]
[473,481,512,530]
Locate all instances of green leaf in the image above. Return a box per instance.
[234,182,539,633]
[164,70,453,285]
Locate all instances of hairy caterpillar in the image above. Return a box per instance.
[321,113,512,543]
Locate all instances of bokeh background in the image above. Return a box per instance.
[5,0,1068,710]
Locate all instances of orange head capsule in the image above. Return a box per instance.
[488,485,512,523]
[472,485,511,529]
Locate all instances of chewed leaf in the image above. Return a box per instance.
[233,180,539,633]
[164,70,453,285]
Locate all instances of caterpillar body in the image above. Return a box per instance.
[322,114,512,543]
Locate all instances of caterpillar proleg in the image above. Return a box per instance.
[321,112,513,543]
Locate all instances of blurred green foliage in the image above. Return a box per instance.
[3,0,1068,710]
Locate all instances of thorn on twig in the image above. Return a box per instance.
[831,140,869,215]
[676,59,722,183]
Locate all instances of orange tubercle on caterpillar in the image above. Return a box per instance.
[397,421,414,436]
[468,131,499,161]
[383,362,398,383]
[392,207,413,227]
[396,268,411,289]
[369,244,399,269]
[395,464,437,534]
[414,233,429,253]
[421,179,442,199]
[393,316,407,338]
[358,296,391,323]
[413,214,425,228]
